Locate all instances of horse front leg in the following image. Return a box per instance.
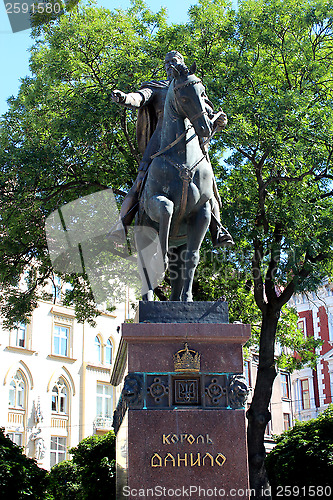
[181,202,211,302]
[147,195,174,272]
[134,226,159,301]
[168,244,186,301]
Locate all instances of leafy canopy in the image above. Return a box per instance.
[0,0,333,372]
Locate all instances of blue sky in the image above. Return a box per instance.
[0,0,206,115]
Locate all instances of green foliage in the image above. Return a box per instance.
[47,431,116,500]
[265,405,333,495]
[0,428,47,499]
[1,0,333,364]
[47,460,81,500]
[0,0,171,328]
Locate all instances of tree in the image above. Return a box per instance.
[0,428,47,499]
[185,0,333,496]
[265,405,333,498]
[2,0,333,497]
[0,0,171,328]
[47,431,116,499]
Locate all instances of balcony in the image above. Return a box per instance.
[94,416,113,430]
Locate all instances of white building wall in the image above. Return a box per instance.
[0,291,133,470]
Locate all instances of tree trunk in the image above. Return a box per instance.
[247,306,279,499]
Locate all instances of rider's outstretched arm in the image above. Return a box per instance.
[111,88,153,109]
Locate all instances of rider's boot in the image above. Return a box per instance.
[108,191,138,242]
[108,170,146,241]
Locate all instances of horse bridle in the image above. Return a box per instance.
[150,78,210,161]
[173,78,210,128]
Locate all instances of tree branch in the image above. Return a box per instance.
[277,250,328,308]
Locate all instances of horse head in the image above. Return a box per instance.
[171,62,213,139]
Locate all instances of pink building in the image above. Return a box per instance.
[289,284,333,421]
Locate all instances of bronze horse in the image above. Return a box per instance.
[135,63,216,301]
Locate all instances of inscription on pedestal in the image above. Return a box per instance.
[127,410,250,500]
[150,432,226,468]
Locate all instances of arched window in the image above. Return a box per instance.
[8,371,25,408]
[51,377,68,414]
[95,336,102,363]
[105,338,113,365]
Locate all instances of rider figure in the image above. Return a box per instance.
[111,51,234,248]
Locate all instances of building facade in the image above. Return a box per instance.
[289,283,333,422]
[0,286,133,469]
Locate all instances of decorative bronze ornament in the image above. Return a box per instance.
[205,378,226,405]
[173,343,201,373]
[148,377,169,403]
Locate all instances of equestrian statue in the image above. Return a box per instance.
[111,51,233,301]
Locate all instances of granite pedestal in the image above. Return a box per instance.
[111,302,251,500]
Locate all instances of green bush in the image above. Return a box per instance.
[47,460,81,499]
[47,430,116,500]
[0,427,47,499]
[265,405,333,498]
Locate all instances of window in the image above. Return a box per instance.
[7,432,23,447]
[15,324,26,348]
[328,312,333,343]
[96,384,113,419]
[8,371,25,408]
[281,373,290,399]
[265,420,272,436]
[300,379,311,410]
[297,319,306,338]
[283,413,291,431]
[51,377,68,414]
[95,336,102,363]
[53,325,69,356]
[105,338,113,365]
[50,436,67,467]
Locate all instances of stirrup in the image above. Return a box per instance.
[212,230,235,248]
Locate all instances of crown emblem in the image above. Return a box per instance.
[173,343,200,373]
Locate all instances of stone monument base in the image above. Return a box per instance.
[127,409,248,499]
[112,302,251,500]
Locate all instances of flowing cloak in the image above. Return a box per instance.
[136,80,170,156]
